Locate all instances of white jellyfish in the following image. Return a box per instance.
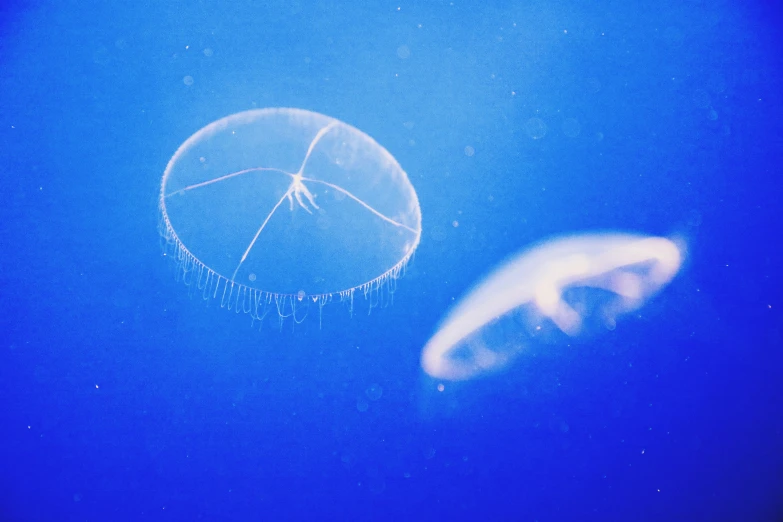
[159,108,422,323]
[421,233,683,381]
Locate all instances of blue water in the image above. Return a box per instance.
[2,1,781,520]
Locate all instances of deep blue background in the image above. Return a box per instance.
[1,1,782,520]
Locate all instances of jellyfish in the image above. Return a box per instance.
[421,233,683,381]
[159,108,422,322]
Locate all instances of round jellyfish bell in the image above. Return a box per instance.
[420,233,683,381]
[159,108,422,321]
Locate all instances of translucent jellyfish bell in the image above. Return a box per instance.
[159,108,422,321]
[421,233,683,381]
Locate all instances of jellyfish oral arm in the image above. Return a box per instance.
[286,173,320,214]
[282,121,341,215]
